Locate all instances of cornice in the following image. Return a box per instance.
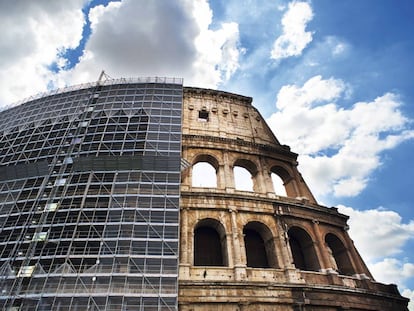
[182,134,297,160]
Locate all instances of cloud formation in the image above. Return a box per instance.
[63,0,242,89]
[0,0,85,106]
[337,205,414,301]
[192,1,242,86]
[402,289,414,311]
[0,0,243,107]
[267,75,414,198]
[66,1,198,84]
[338,205,414,261]
[271,1,314,60]
[369,258,414,286]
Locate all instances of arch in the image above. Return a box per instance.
[271,173,287,196]
[270,165,291,182]
[193,154,219,169]
[234,159,258,176]
[233,159,257,192]
[243,222,278,268]
[270,166,292,197]
[325,233,356,276]
[191,154,219,188]
[233,166,253,191]
[288,226,320,272]
[194,218,228,266]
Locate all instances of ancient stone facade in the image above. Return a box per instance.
[179,87,409,310]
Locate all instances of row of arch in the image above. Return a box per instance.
[192,218,356,276]
[190,155,290,196]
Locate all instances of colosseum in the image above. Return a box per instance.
[0,78,409,310]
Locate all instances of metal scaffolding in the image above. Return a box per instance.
[0,80,183,310]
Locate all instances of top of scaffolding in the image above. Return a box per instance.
[1,74,183,113]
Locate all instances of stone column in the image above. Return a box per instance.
[274,214,304,283]
[217,163,226,190]
[310,220,331,271]
[223,152,235,192]
[180,148,191,191]
[273,210,294,268]
[255,158,272,195]
[179,208,191,279]
[230,208,246,280]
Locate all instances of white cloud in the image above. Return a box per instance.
[337,205,414,262]
[0,0,85,107]
[275,75,345,110]
[192,1,242,86]
[267,76,414,198]
[61,0,197,85]
[63,0,242,89]
[369,258,414,286]
[402,289,414,311]
[337,205,414,309]
[271,1,314,60]
[0,0,243,107]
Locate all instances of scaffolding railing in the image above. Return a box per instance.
[1,76,184,113]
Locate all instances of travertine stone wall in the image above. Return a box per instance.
[178,87,409,310]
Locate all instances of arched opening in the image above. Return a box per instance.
[271,173,287,196]
[243,222,278,268]
[194,219,227,266]
[234,166,253,191]
[270,166,291,197]
[288,226,320,272]
[192,154,218,188]
[325,233,356,275]
[192,162,217,187]
[233,159,257,192]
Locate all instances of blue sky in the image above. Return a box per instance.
[0,0,413,307]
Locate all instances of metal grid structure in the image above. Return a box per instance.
[0,80,183,310]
